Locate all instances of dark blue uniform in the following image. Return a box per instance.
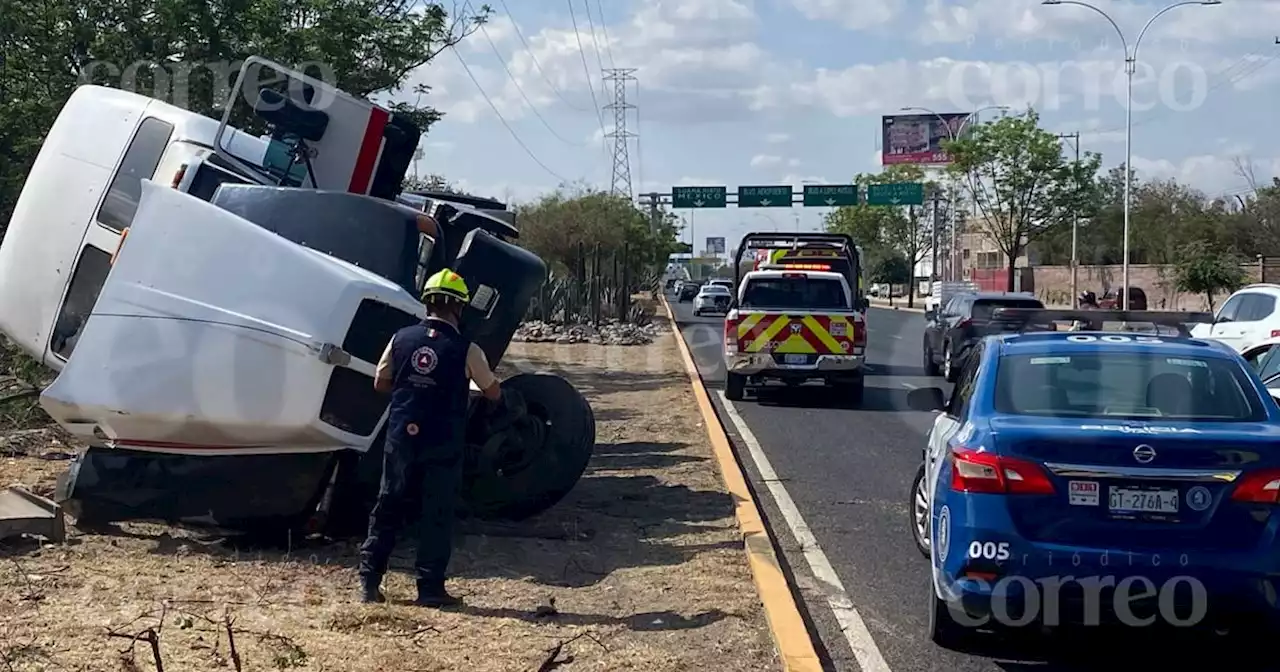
[358,317,470,591]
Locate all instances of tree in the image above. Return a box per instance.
[0,0,492,238]
[825,164,949,307]
[944,108,1101,290]
[868,253,911,286]
[401,174,478,197]
[514,186,680,275]
[1173,241,1245,311]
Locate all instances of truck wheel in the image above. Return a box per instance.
[462,373,595,520]
[725,372,746,401]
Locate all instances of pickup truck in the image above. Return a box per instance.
[723,233,869,404]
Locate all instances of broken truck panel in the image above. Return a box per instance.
[0,486,66,543]
[40,180,425,454]
[55,449,336,531]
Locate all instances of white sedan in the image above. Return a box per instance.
[693,284,732,316]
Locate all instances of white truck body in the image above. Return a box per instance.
[38,180,425,456]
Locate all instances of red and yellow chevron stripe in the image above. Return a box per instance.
[735,313,860,354]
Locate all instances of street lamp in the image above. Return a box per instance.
[1041,0,1221,309]
[899,104,1009,283]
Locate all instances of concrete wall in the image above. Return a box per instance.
[1029,263,1262,310]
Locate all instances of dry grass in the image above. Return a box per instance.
[0,316,777,671]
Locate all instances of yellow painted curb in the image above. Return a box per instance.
[658,296,823,672]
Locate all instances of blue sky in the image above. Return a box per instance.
[399,0,1280,253]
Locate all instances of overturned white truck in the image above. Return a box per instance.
[0,58,595,536]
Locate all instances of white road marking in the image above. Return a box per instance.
[717,392,894,672]
[891,335,902,340]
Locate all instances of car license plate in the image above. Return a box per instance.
[784,354,807,365]
[1109,487,1178,513]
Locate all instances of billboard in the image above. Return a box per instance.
[881,113,972,165]
[705,236,726,255]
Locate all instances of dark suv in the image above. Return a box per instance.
[923,292,1044,382]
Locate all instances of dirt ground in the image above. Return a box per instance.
[0,315,777,671]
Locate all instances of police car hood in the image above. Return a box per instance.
[39,180,424,456]
[986,415,1280,470]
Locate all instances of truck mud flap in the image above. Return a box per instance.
[57,447,337,532]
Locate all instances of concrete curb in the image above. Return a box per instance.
[658,296,823,672]
[868,299,924,314]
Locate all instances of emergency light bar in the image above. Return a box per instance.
[780,263,831,270]
[989,308,1214,338]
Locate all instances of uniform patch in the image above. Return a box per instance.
[411,346,438,374]
[1069,480,1099,505]
[406,423,419,436]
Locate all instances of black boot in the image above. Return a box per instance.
[414,580,462,608]
[359,575,386,604]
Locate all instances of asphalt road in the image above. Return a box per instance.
[669,298,1271,671]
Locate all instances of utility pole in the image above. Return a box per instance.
[603,68,637,200]
[645,192,661,233]
[930,188,941,286]
[1057,132,1081,307]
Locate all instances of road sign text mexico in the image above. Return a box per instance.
[672,186,727,208]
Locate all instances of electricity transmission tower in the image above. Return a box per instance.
[602,68,637,200]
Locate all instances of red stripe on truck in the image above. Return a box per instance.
[348,106,390,194]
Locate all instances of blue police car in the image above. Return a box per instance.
[906,310,1280,651]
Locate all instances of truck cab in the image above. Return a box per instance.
[723,233,868,404]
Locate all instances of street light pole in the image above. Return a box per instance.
[899,104,1009,283]
[1042,0,1221,310]
[1057,132,1081,307]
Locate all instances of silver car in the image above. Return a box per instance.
[693,284,732,316]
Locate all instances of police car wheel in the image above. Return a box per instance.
[927,588,975,652]
[910,465,930,558]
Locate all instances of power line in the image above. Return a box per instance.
[450,46,568,183]
[1096,51,1276,135]
[477,21,586,146]
[592,0,616,69]
[566,0,608,145]
[633,79,643,193]
[580,0,609,95]
[497,0,587,112]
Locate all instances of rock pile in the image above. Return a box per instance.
[512,319,666,346]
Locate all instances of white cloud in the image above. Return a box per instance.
[766,132,791,144]
[914,0,1279,47]
[750,154,783,168]
[788,158,801,167]
[1130,154,1280,198]
[790,0,904,30]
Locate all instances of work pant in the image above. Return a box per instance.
[357,436,463,587]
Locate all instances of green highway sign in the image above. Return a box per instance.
[866,182,925,206]
[802,184,859,207]
[671,186,727,208]
[737,185,793,207]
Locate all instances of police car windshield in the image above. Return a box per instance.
[741,276,845,310]
[994,352,1266,422]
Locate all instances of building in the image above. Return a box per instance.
[957,219,1032,292]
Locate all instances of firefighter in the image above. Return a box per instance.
[358,268,503,607]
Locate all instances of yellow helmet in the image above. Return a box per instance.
[421,268,470,303]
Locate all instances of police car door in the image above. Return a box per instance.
[925,343,982,496]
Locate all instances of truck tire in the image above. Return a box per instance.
[462,373,595,520]
[846,376,865,406]
[725,372,746,401]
